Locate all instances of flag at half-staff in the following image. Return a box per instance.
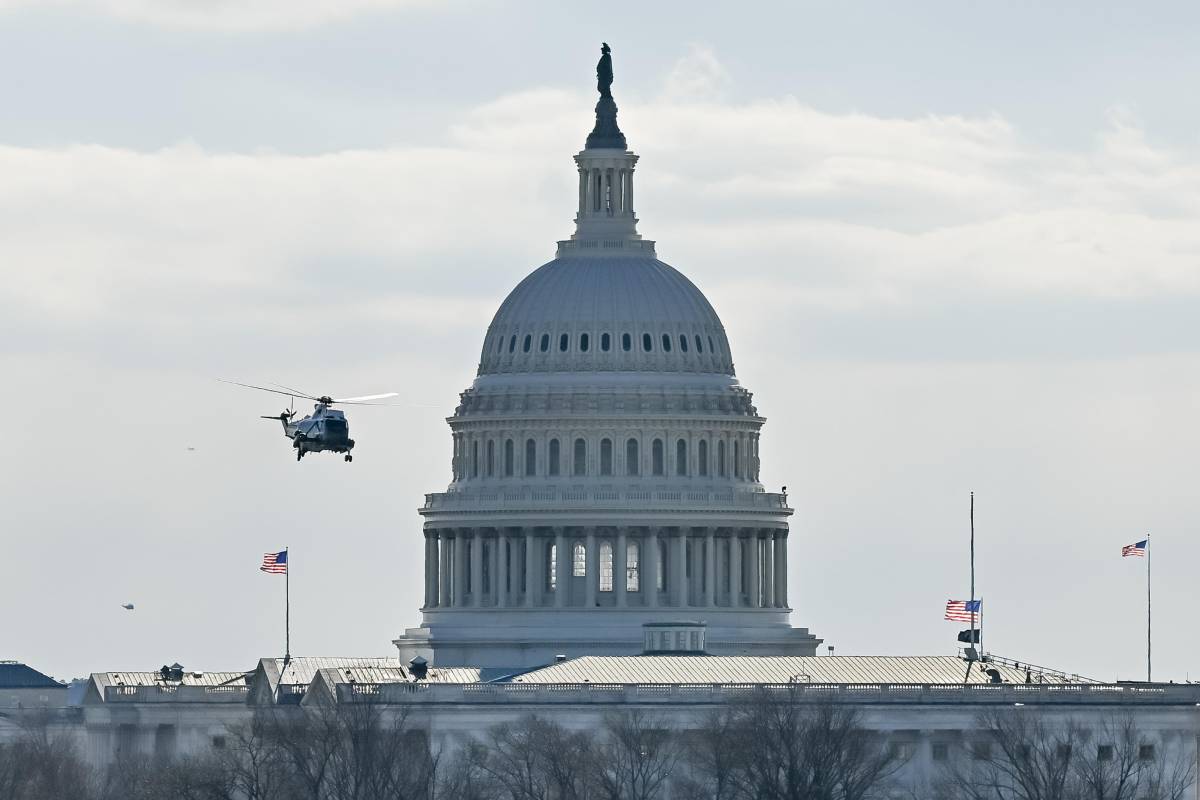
[945,599,981,623]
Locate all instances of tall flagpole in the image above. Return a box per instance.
[285,546,291,662]
[970,492,977,659]
[1146,535,1150,682]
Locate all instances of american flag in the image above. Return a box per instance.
[945,599,981,622]
[1121,539,1148,558]
[261,550,288,574]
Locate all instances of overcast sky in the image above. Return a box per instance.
[2,0,1198,684]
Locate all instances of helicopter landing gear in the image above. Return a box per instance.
[296,449,303,462]
[344,454,353,463]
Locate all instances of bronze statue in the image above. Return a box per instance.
[597,42,613,98]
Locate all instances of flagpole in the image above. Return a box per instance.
[1146,535,1150,682]
[285,546,291,662]
[970,492,977,659]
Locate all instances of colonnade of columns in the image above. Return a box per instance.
[422,526,788,611]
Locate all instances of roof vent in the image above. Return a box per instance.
[554,654,567,663]
[642,621,706,655]
[409,656,428,681]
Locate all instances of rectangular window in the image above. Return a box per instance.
[599,543,613,592]
[1097,745,1114,762]
[1139,744,1156,761]
[626,543,640,592]
[573,543,586,577]
[932,743,949,762]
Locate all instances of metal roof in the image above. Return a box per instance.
[92,670,247,688]
[0,662,62,689]
[314,666,484,685]
[269,657,403,686]
[510,656,1093,686]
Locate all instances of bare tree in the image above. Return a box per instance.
[0,711,95,800]
[468,715,595,800]
[935,708,1196,800]
[589,710,680,800]
[673,707,742,800]
[718,690,903,800]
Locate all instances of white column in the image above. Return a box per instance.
[471,530,483,608]
[585,529,597,607]
[704,528,716,608]
[453,530,467,607]
[524,529,536,608]
[775,532,787,608]
[747,533,761,608]
[763,530,775,609]
[426,531,438,608]
[673,529,687,607]
[491,529,502,607]
[440,532,452,607]
[625,168,634,213]
[555,528,567,608]
[730,531,742,608]
[578,168,587,217]
[615,528,628,608]
[646,528,659,608]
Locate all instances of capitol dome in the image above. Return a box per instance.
[394,45,818,669]
[479,256,734,376]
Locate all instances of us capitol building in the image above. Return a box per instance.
[5,47,1198,794]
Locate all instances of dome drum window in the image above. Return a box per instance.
[522,334,532,353]
[642,333,653,352]
[540,334,550,353]
[661,334,672,352]
[559,334,569,352]
[508,335,517,354]
[622,333,632,352]
[580,333,590,352]
[601,332,611,352]
[548,439,561,476]
[679,335,688,353]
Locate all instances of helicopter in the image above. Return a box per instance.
[221,380,398,462]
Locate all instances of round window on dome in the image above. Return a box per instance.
[540,334,550,353]
[580,333,590,352]
[642,333,652,352]
[522,334,532,353]
[622,333,632,352]
[601,333,611,352]
[661,334,672,352]
[559,334,569,352]
[679,335,688,353]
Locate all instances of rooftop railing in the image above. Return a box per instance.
[335,681,1200,707]
[422,488,790,513]
[104,685,249,703]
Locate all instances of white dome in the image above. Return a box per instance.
[478,256,734,376]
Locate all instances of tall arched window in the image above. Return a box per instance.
[642,333,653,352]
[525,438,537,476]
[599,542,613,592]
[600,438,613,476]
[573,542,586,577]
[676,439,688,476]
[622,333,632,352]
[734,440,741,478]
[540,333,550,352]
[504,439,514,477]
[695,334,704,353]
[657,539,668,591]
[718,440,727,477]
[626,438,640,476]
[679,334,688,353]
[559,333,569,352]
[580,333,590,352]
[508,335,516,353]
[548,438,561,476]
[652,439,664,476]
[547,543,557,590]
[601,333,611,352]
[698,440,708,477]
[522,334,531,353]
[661,334,672,352]
[472,441,479,478]
[573,438,587,476]
[626,542,640,592]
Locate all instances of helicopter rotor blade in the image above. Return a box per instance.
[268,382,315,399]
[219,379,320,402]
[333,392,399,403]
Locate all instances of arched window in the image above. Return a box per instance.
[601,333,611,352]
[661,334,672,352]
[522,334,531,353]
[652,439,664,476]
[708,336,715,353]
[626,438,640,476]
[548,438,561,476]
[573,542,586,577]
[525,438,537,476]
[580,333,590,352]
[508,335,516,353]
[626,542,640,592]
[642,333,653,352]
[548,543,557,590]
[734,440,741,479]
[559,333,569,352]
[718,440,727,477]
[540,333,550,352]
[599,542,613,592]
[698,440,708,477]
[472,441,479,477]
[504,439,514,477]
[622,333,632,352]
[657,539,667,591]
[695,334,704,353]
[487,440,495,477]
[600,438,613,476]
[573,438,587,476]
[676,439,688,476]
[679,334,688,353]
